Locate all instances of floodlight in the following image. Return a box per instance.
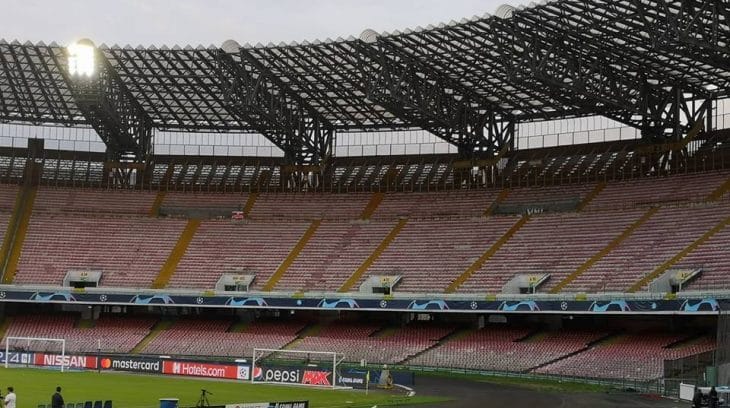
[67,39,96,77]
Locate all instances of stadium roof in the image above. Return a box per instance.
[0,0,728,162]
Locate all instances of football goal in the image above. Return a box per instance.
[252,348,345,389]
[4,336,66,371]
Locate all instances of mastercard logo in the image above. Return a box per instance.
[101,358,112,369]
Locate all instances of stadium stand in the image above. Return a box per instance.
[33,187,158,215]
[168,221,311,289]
[583,171,730,211]
[458,209,646,293]
[141,319,304,357]
[289,321,456,364]
[674,224,730,291]
[14,214,186,287]
[370,190,497,220]
[564,202,730,292]
[0,183,18,211]
[3,314,156,354]
[409,327,607,372]
[363,217,520,293]
[272,220,395,291]
[534,333,716,380]
[248,192,371,221]
[162,191,248,210]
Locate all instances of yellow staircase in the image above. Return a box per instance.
[446,215,530,293]
[262,220,322,291]
[339,218,408,292]
[1,187,38,284]
[484,188,510,216]
[149,191,166,217]
[152,219,201,289]
[360,192,384,220]
[550,207,659,293]
[131,320,173,354]
[576,182,606,212]
[242,193,259,217]
[628,215,730,292]
[707,177,730,202]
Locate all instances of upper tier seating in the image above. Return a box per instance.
[248,193,371,221]
[534,333,716,380]
[564,202,730,292]
[499,183,595,208]
[371,190,496,220]
[169,221,310,289]
[0,183,18,211]
[163,192,248,210]
[3,314,156,354]
[273,221,396,291]
[2,168,729,293]
[363,217,520,293]
[675,223,730,291]
[34,187,157,215]
[583,171,729,211]
[459,209,645,293]
[142,319,304,357]
[14,214,186,287]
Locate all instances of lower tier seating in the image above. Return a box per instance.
[141,319,305,358]
[408,327,606,372]
[2,314,156,354]
[533,333,716,380]
[289,322,456,364]
[1,314,715,381]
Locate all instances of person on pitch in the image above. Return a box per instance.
[51,386,65,408]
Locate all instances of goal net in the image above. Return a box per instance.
[252,348,345,389]
[4,337,66,371]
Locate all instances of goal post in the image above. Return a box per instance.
[4,337,66,372]
[252,348,345,389]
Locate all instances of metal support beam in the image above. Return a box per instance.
[357,40,514,159]
[56,45,153,186]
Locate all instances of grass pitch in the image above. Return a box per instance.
[0,367,445,408]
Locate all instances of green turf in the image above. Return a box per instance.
[0,367,446,408]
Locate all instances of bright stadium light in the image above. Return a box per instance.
[67,39,96,77]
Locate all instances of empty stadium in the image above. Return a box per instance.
[1,0,729,406]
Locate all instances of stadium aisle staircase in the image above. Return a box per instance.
[360,192,384,220]
[0,186,37,284]
[398,327,464,365]
[445,215,529,293]
[550,207,659,293]
[242,192,259,217]
[262,220,322,291]
[338,218,408,292]
[628,214,730,292]
[707,176,730,202]
[576,182,606,211]
[131,320,172,354]
[484,188,510,216]
[152,219,201,289]
[149,191,166,216]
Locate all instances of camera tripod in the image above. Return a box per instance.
[196,389,212,408]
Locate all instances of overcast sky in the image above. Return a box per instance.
[2,0,522,47]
